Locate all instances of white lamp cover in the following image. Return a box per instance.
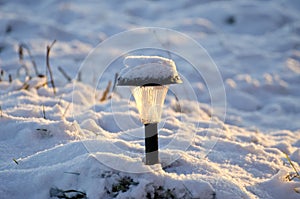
[132,85,169,124]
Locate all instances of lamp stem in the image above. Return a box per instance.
[144,123,159,165]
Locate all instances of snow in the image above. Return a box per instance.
[0,0,300,199]
[118,55,182,86]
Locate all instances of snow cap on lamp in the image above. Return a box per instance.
[117,55,182,86]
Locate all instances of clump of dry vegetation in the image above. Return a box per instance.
[285,153,300,194]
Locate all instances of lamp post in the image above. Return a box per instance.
[117,55,182,165]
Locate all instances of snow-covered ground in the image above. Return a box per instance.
[0,0,300,198]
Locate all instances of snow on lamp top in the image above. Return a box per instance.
[117,55,182,86]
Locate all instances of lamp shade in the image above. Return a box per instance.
[132,85,168,124]
[117,55,182,124]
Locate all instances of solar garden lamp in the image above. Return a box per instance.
[117,55,182,165]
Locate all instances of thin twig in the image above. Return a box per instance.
[58,66,72,82]
[13,158,19,165]
[77,71,81,82]
[17,44,29,77]
[285,153,300,177]
[182,183,193,198]
[112,73,118,92]
[0,105,2,117]
[19,43,38,75]
[100,81,112,102]
[64,171,80,175]
[42,105,46,119]
[0,69,4,82]
[46,40,57,95]
[62,102,71,118]
[18,44,24,61]
[8,74,12,83]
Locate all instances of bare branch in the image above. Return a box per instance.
[46,40,57,95]
[58,66,72,82]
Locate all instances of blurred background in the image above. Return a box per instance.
[0,0,300,131]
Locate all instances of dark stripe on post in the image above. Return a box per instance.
[144,123,159,165]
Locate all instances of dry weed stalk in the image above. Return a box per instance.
[42,105,46,119]
[62,102,71,118]
[19,43,38,75]
[58,66,72,82]
[100,81,112,102]
[46,40,57,95]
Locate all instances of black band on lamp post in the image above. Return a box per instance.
[144,123,159,165]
